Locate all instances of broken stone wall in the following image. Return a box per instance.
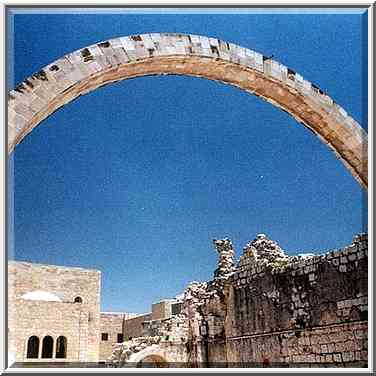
[221,234,368,367]
[110,233,368,368]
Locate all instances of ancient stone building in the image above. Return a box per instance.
[99,312,138,361]
[111,233,368,368]
[6,28,368,369]
[7,262,136,364]
[8,262,101,364]
[8,232,368,368]
[7,261,183,365]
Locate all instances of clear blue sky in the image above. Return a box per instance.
[7,8,368,313]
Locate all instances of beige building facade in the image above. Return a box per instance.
[8,261,134,364]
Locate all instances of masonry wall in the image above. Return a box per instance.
[220,234,368,367]
[9,300,90,362]
[8,261,101,363]
[152,300,175,321]
[99,313,137,361]
[123,313,152,339]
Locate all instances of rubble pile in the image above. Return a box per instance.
[243,233,287,264]
[182,281,214,314]
[109,336,162,366]
[144,314,189,342]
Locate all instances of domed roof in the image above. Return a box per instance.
[21,290,62,302]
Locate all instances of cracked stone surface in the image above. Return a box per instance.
[243,233,287,264]
[109,232,368,367]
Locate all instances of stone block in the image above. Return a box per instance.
[347,254,357,263]
[342,351,355,362]
[339,265,347,273]
[332,258,340,267]
[334,342,346,353]
[325,354,333,362]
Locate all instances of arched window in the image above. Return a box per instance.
[41,336,53,358]
[74,296,82,303]
[56,336,67,359]
[26,336,39,358]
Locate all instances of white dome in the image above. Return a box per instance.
[21,290,62,302]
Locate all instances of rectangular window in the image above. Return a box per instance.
[117,333,124,343]
[172,302,182,315]
[101,333,108,341]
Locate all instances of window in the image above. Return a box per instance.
[172,302,182,315]
[101,333,108,341]
[56,336,67,358]
[74,296,82,303]
[117,333,124,343]
[26,336,39,358]
[41,336,54,358]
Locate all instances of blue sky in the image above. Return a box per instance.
[7,9,367,313]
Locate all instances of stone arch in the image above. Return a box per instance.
[137,354,169,368]
[128,344,169,365]
[8,33,367,188]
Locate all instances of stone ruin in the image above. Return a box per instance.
[241,233,287,264]
[110,232,368,368]
[210,238,236,291]
[110,336,162,366]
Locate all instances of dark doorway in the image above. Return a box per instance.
[26,336,39,358]
[41,336,54,358]
[56,336,67,358]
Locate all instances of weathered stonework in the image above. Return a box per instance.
[8,234,368,368]
[123,313,152,340]
[99,312,138,361]
[8,262,101,363]
[223,233,368,367]
[211,239,236,290]
[111,233,368,368]
[8,33,367,188]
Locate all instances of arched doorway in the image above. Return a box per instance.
[26,335,39,359]
[137,354,169,368]
[55,336,67,358]
[41,335,54,358]
[7,33,367,188]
